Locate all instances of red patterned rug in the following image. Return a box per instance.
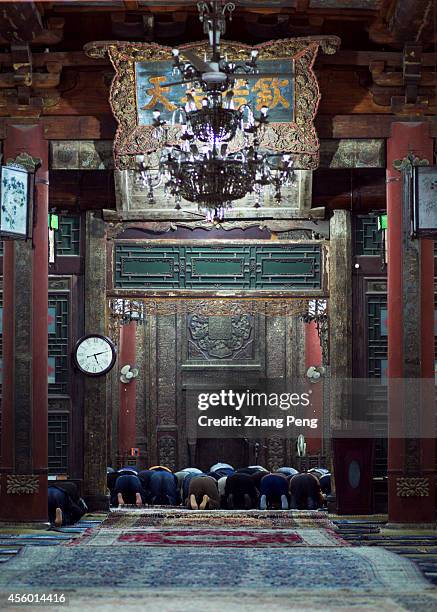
[117,529,304,547]
[69,526,348,547]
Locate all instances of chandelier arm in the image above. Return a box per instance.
[136,0,298,222]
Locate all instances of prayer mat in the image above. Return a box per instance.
[101,508,334,530]
[0,546,431,593]
[68,527,347,548]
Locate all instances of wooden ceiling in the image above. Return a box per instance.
[13,0,432,50]
[0,1,435,120]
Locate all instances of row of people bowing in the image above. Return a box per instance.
[108,463,332,510]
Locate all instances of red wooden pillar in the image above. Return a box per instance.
[387,122,435,523]
[304,321,322,454]
[0,124,48,522]
[118,322,137,466]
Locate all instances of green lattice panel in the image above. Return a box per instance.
[55,215,81,256]
[114,243,322,291]
[115,244,181,289]
[355,215,381,256]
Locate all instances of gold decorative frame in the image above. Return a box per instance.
[85,36,339,171]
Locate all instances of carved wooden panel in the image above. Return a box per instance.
[186,314,256,362]
[139,299,308,470]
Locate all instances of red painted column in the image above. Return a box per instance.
[304,321,322,454]
[387,122,435,523]
[118,322,137,466]
[0,124,48,522]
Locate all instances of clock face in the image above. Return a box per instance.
[72,335,117,376]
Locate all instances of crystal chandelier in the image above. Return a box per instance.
[137,0,296,221]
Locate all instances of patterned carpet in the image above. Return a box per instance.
[67,509,346,548]
[0,545,431,593]
[1,511,436,610]
[100,508,334,529]
[69,527,345,547]
[9,589,437,612]
[333,518,437,588]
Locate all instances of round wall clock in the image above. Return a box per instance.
[72,334,117,376]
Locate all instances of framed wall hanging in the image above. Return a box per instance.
[0,165,34,240]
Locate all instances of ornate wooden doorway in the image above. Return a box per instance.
[117,300,310,471]
[107,237,328,471]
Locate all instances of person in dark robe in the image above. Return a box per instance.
[236,466,268,476]
[250,470,270,492]
[208,463,235,479]
[276,467,299,477]
[224,473,258,509]
[110,472,146,507]
[186,475,220,510]
[319,473,331,496]
[289,472,324,510]
[107,466,138,497]
[48,482,87,527]
[139,469,180,506]
[259,473,290,510]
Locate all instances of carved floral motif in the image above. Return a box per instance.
[108,297,312,317]
[158,436,177,471]
[267,437,285,471]
[6,475,40,495]
[188,314,253,359]
[396,477,430,497]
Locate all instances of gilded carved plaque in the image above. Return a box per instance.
[85,36,339,171]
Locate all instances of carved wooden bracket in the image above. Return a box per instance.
[0,43,62,117]
[369,43,435,113]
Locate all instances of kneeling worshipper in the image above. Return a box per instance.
[208,462,235,479]
[48,482,87,527]
[110,472,146,507]
[319,473,331,496]
[138,469,180,506]
[259,473,290,510]
[224,473,259,509]
[236,466,269,476]
[186,475,220,510]
[289,472,324,510]
[107,466,138,497]
[276,466,299,477]
[250,469,270,492]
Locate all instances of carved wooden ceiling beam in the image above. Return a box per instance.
[0,42,62,117]
[110,10,187,40]
[368,42,435,113]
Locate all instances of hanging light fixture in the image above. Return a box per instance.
[137,0,296,221]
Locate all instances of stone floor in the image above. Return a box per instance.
[0,510,437,611]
